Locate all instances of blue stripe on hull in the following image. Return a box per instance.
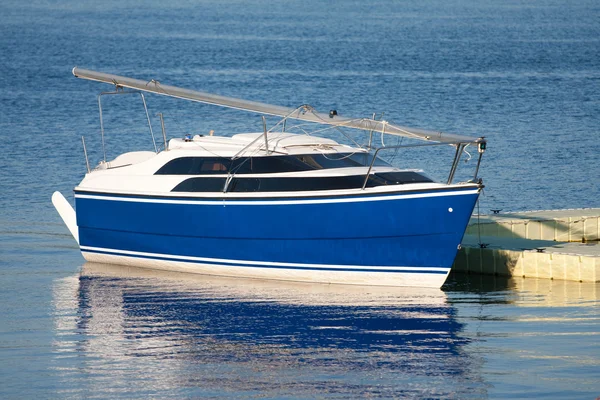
[75,189,479,271]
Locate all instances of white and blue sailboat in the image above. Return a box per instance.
[53,68,487,288]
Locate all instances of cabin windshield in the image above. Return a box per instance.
[155,153,390,175]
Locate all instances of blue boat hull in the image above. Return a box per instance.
[75,187,479,288]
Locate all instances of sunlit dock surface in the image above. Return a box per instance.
[455,209,600,282]
[465,208,600,242]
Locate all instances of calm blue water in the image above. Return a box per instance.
[1,0,599,398]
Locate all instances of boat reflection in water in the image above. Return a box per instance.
[52,263,486,398]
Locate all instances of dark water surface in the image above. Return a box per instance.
[1,0,599,398]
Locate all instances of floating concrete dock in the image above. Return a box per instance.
[453,209,600,282]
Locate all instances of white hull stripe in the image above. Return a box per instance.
[81,246,450,273]
[75,189,479,206]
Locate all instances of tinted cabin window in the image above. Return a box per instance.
[172,177,227,192]
[370,171,433,185]
[156,154,390,175]
[171,172,432,193]
[155,157,233,175]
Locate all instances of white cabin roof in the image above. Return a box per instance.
[76,132,458,197]
[167,132,361,156]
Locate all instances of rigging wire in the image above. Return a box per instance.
[305,108,366,148]
[137,79,456,180]
[463,143,472,163]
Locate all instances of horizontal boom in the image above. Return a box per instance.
[72,67,482,145]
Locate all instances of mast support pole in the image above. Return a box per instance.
[262,116,269,154]
[157,112,168,151]
[96,90,159,162]
[447,144,464,184]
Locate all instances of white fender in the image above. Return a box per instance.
[52,191,79,244]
